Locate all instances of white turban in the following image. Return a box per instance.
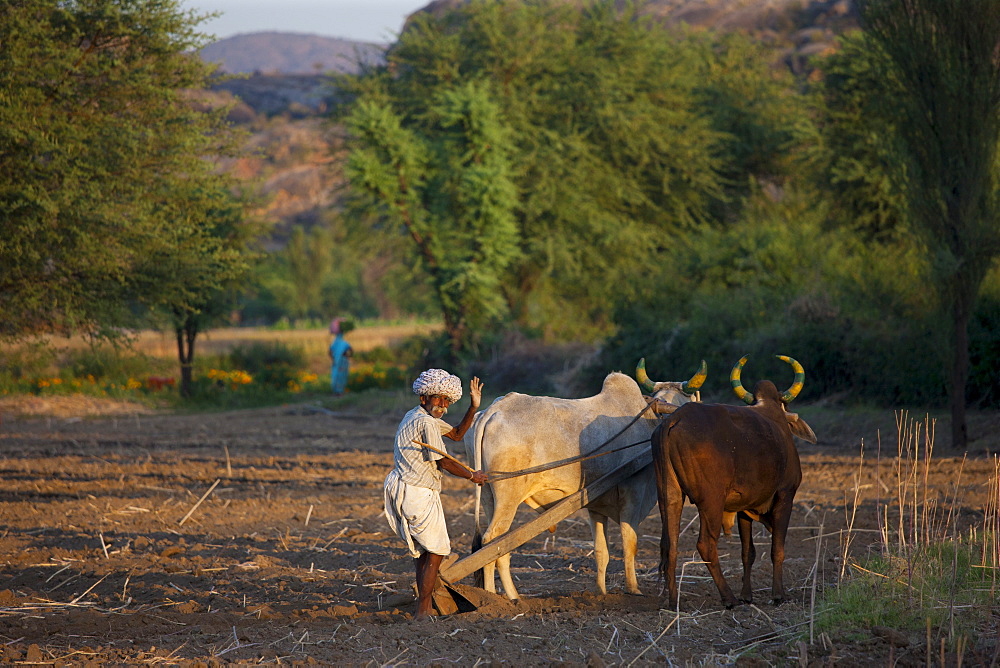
[412,368,463,402]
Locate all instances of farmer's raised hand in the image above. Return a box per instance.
[469,376,483,408]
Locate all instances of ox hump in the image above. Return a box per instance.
[600,372,643,399]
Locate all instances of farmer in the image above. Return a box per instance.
[327,318,352,395]
[383,368,488,620]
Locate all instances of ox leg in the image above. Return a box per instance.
[588,511,610,595]
[767,492,795,605]
[481,494,523,601]
[652,454,682,607]
[619,519,642,595]
[619,472,653,596]
[737,512,756,603]
[694,503,739,609]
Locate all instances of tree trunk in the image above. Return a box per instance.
[175,319,199,398]
[949,301,971,451]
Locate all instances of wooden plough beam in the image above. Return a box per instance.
[439,450,652,587]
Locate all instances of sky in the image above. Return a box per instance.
[181,1,431,43]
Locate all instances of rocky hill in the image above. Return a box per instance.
[199,31,386,75]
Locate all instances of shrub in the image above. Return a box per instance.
[969,295,1000,407]
[355,345,398,365]
[347,363,408,392]
[0,342,57,379]
[67,345,161,382]
[467,330,599,397]
[227,341,305,390]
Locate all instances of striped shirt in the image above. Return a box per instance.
[392,405,453,491]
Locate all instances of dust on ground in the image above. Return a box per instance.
[0,397,996,666]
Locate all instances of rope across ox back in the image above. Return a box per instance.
[485,435,652,481]
[461,395,660,482]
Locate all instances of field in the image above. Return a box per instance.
[0,391,997,666]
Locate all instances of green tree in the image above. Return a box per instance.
[687,30,813,220]
[285,226,333,319]
[135,184,260,397]
[340,1,725,344]
[243,217,392,326]
[816,32,910,242]
[857,0,1000,449]
[345,80,520,356]
[0,0,245,342]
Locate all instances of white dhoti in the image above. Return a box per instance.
[383,469,451,557]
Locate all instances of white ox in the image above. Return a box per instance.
[464,361,706,600]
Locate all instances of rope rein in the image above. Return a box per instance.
[484,436,652,482]
[444,395,661,482]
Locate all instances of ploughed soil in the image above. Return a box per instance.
[0,396,997,666]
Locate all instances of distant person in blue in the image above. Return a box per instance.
[328,318,353,395]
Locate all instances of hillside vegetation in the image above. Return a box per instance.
[7,0,1000,447]
[202,0,859,252]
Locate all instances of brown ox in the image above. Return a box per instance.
[651,355,817,608]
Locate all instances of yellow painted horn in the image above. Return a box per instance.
[681,360,708,395]
[635,358,656,393]
[776,355,805,403]
[730,355,753,405]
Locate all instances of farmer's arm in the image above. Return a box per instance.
[437,457,488,484]
[443,376,482,441]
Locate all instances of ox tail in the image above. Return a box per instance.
[471,411,486,536]
[470,410,489,588]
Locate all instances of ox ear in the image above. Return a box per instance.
[785,411,817,444]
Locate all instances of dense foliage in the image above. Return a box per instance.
[0,0,253,343]
[339,2,731,353]
[331,0,1000,416]
[4,0,1000,418]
